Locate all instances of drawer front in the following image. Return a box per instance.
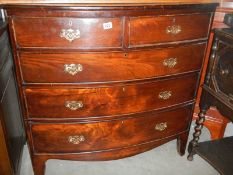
[13,17,123,49]
[129,14,211,46]
[20,43,205,83]
[31,105,192,153]
[25,74,198,119]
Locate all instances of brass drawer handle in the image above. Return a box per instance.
[68,135,85,145]
[155,122,167,131]
[163,58,177,68]
[158,91,172,100]
[64,64,83,76]
[166,25,182,35]
[60,28,80,42]
[65,101,83,111]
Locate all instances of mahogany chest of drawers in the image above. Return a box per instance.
[4,3,217,175]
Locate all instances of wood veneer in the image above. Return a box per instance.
[19,43,205,83]
[4,3,217,175]
[25,73,198,119]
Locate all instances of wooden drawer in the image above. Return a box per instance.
[20,43,206,83]
[24,73,198,119]
[31,105,192,153]
[129,14,211,47]
[12,17,123,49]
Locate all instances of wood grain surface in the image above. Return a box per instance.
[0,0,220,5]
[4,3,217,175]
[13,17,123,49]
[31,105,192,153]
[129,14,211,46]
[19,43,206,83]
[24,73,198,119]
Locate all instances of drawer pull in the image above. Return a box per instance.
[60,28,81,42]
[158,91,172,100]
[155,122,167,131]
[163,58,177,68]
[65,101,83,111]
[166,25,182,35]
[64,64,83,76]
[68,135,85,145]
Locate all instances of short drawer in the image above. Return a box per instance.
[31,105,192,153]
[20,43,206,83]
[129,14,211,46]
[12,17,123,49]
[24,73,198,119]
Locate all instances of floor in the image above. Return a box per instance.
[20,123,233,175]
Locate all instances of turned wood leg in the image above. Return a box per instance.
[187,108,207,161]
[177,131,189,156]
[32,156,46,175]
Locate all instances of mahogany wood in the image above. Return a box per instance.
[0,119,12,175]
[25,73,198,119]
[129,14,211,47]
[4,3,217,175]
[0,0,221,5]
[31,132,188,175]
[13,17,123,49]
[19,43,206,83]
[31,105,192,153]
[193,107,229,139]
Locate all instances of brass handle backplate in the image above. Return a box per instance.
[68,135,85,145]
[158,91,172,100]
[60,28,80,42]
[65,101,83,111]
[60,20,81,42]
[166,25,182,35]
[163,58,177,68]
[155,122,167,131]
[64,64,83,76]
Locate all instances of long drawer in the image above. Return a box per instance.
[19,43,206,83]
[129,13,211,47]
[12,17,123,49]
[31,105,192,153]
[24,73,198,119]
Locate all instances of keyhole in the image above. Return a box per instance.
[124,53,128,57]
[69,20,73,27]
[172,18,176,23]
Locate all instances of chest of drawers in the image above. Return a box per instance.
[4,3,217,175]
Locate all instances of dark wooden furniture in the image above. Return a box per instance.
[0,20,25,175]
[4,3,217,175]
[193,0,233,140]
[188,28,233,174]
[195,136,233,175]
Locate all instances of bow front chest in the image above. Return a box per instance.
[4,3,217,175]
